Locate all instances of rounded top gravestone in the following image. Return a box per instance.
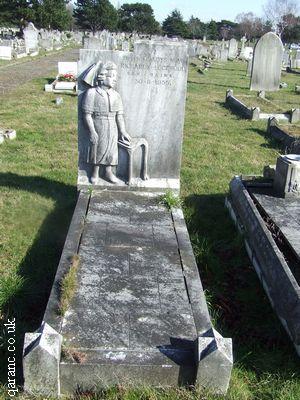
[250,32,283,92]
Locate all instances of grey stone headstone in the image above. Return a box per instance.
[23,22,39,54]
[77,41,189,189]
[274,154,300,196]
[250,32,283,92]
[220,48,228,61]
[228,38,238,59]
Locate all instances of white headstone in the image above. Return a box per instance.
[23,22,39,54]
[0,45,12,60]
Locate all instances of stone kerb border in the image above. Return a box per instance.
[267,117,300,154]
[171,207,233,394]
[226,176,300,356]
[23,192,233,396]
[225,89,300,123]
[225,89,260,120]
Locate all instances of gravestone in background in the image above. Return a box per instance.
[78,41,189,190]
[228,38,238,59]
[23,22,39,54]
[0,45,12,60]
[250,32,283,91]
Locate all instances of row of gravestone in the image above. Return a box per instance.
[0,23,84,60]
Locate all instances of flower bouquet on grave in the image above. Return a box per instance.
[57,73,77,82]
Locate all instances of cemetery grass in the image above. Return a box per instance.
[0,60,299,399]
[0,45,80,69]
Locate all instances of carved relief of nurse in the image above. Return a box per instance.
[82,62,131,184]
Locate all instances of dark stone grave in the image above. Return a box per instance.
[23,41,233,396]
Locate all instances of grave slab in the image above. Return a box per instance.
[23,190,233,395]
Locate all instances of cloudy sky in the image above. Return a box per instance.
[110,0,267,22]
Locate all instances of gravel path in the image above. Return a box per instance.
[0,48,79,95]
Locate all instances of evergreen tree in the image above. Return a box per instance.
[118,3,160,34]
[162,9,189,38]
[187,16,206,39]
[36,0,71,30]
[74,0,118,33]
[0,0,36,29]
[207,20,218,40]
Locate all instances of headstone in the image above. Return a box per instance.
[23,22,39,54]
[58,62,78,77]
[228,38,238,59]
[250,32,283,92]
[240,36,247,53]
[274,154,300,196]
[282,50,290,67]
[83,36,105,50]
[246,58,253,76]
[78,41,189,189]
[220,48,228,61]
[0,45,12,60]
[243,47,253,60]
[39,38,53,51]
[121,40,130,52]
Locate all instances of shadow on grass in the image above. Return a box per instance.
[187,81,248,91]
[217,101,249,120]
[249,127,284,151]
[0,173,77,385]
[183,192,300,376]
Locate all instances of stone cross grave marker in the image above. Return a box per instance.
[250,32,283,92]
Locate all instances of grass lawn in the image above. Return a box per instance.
[205,59,300,114]
[0,59,300,399]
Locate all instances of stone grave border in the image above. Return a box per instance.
[225,176,300,357]
[23,189,233,396]
[45,78,78,94]
[267,117,300,154]
[225,89,300,123]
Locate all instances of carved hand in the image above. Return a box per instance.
[90,131,98,144]
[120,131,131,143]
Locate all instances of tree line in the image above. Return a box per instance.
[0,0,299,42]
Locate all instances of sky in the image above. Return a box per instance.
[110,0,267,23]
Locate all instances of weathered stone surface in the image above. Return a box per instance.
[227,176,300,355]
[0,45,12,60]
[197,329,233,394]
[267,117,300,153]
[57,191,232,394]
[253,191,300,259]
[23,22,39,54]
[228,38,238,59]
[78,41,189,189]
[273,154,300,196]
[23,322,62,396]
[250,32,283,91]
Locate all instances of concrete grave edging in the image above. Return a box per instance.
[267,117,300,154]
[23,191,233,396]
[171,207,233,394]
[226,176,300,356]
[226,89,299,122]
